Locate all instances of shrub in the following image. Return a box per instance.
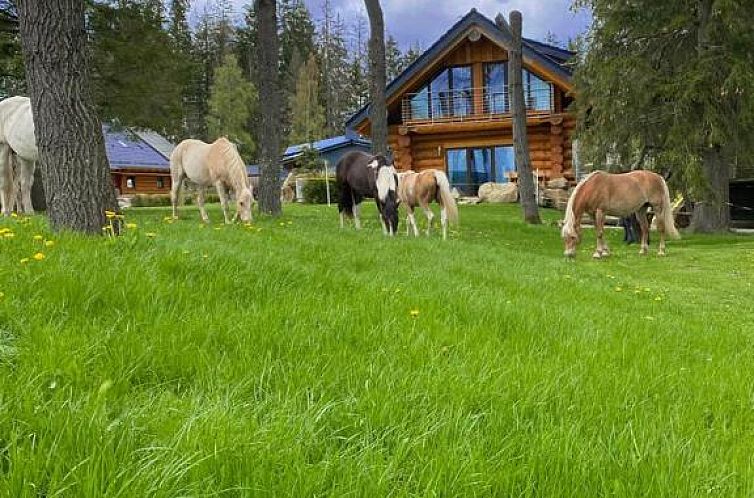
[302,177,337,204]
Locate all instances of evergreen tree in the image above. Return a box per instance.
[289,54,325,145]
[400,42,422,71]
[207,53,257,154]
[317,3,350,136]
[346,14,369,116]
[385,34,402,82]
[573,0,754,232]
[89,0,190,135]
[0,0,23,97]
[279,0,316,140]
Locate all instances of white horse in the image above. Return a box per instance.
[170,137,254,224]
[0,96,38,216]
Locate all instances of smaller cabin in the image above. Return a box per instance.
[282,131,372,171]
[347,9,578,196]
[105,126,173,196]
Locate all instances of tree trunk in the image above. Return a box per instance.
[255,0,282,215]
[17,0,118,233]
[364,0,388,157]
[690,146,730,232]
[501,11,541,224]
[31,165,45,211]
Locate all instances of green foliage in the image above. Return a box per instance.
[1,205,753,494]
[0,1,24,97]
[301,176,335,203]
[207,53,257,155]
[288,54,325,146]
[573,0,754,194]
[89,0,191,135]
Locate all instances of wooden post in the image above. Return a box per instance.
[497,11,541,224]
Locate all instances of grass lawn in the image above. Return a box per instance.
[1,203,753,496]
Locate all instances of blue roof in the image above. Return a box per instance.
[346,9,575,130]
[246,164,290,179]
[104,125,170,170]
[283,133,371,161]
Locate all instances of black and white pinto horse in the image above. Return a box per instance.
[336,151,400,235]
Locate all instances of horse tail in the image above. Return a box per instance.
[659,176,680,239]
[433,169,458,224]
[562,171,597,239]
[337,179,353,217]
[169,141,185,178]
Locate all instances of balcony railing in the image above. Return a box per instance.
[401,84,555,126]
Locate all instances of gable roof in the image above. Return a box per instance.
[282,132,371,163]
[346,9,575,130]
[104,125,171,170]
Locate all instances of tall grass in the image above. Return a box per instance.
[0,204,753,496]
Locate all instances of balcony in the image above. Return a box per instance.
[401,84,555,128]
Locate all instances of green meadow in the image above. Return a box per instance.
[1,204,753,496]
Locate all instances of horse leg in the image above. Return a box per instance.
[422,204,434,237]
[440,204,448,241]
[407,205,419,237]
[196,187,210,223]
[215,181,231,224]
[593,210,606,259]
[353,201,362,230]
[637,206,650,255]
[170,175,183,220]
[0,144,14,216]
[653,205,667,256]
[16,157,35,214]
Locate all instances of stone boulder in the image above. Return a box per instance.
[478,182,518,203]
[544,188,571,211]
[546,177,569,190]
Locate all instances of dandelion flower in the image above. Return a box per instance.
[202,254,208,259]
[33,235,43,241]
[615,287,623,292]
[105,210,116,219]
[10,212,17,218]
[126,223,137,230]
[44,240,54,248]
[410,309,420,318]
[279,222,285,227]
[654,296,663,302]
[3,232,14,238]
[33,252,45,261]
[20,258,29,264]
[287,221,293,225]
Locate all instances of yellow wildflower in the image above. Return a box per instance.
[10,212,17,218]
[33,252,45,261]
[202,253,208,259]
[44,240,54,248]
[33,235,43,241]
[105,210,116,219]
[654,296,663,302]
[20,258,29,264]
[614,287,623,292]
[279,222,285,227]
[3,232,14,238]
[126,223,137,230]
[410,309,420,318]
[287,221,293,225]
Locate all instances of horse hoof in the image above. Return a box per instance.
[657,251,666,257]
[592,252,602,259]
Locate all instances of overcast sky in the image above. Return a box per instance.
[190,0,591,49]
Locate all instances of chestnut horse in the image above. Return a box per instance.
[397,169,458,240]
[561,170,679,258]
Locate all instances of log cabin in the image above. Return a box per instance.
[105,126,174,196]
[346,9,578,195]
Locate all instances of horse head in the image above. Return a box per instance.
[561,222,580,258]
[235,186,254,222]
[374,156,400,236]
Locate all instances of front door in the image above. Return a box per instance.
[446,146,516,195]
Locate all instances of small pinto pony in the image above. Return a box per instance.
[170,137,254,224]
[397,169,458,240]
[336,151,400,235]
[561,170,679,258]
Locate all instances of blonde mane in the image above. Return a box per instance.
[215,138,250,193]
[561,171,600,239]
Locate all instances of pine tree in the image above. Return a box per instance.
[289,54,325,145]
[0,0,23,97]
[385,35,402,82]
[89,1,190,135]
[400,42,422,71]
[207,53,257,155]
[317,3,350,136]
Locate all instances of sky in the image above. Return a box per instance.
[190,0,591,50]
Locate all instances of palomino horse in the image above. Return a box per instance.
[397,169,458,240]
[561,170,679,258]
[336,151,400,235]
[0,96,38,216]
[170,137,254,223]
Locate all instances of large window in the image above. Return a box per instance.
[410,65,473,120]
[482,62,553,113]
[446,146,516,195]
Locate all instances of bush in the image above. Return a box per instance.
[302,177,337,204]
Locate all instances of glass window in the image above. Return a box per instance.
[447,149,467,190]
[471,148,491,185]
[410,86,430,120]
[494,146,516,183]
[525,70,552,111]
[484,62,507,114]
[451,66,473,117]
[126,176,136,189]
[431,70,450,118]
[156,177,165,189]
